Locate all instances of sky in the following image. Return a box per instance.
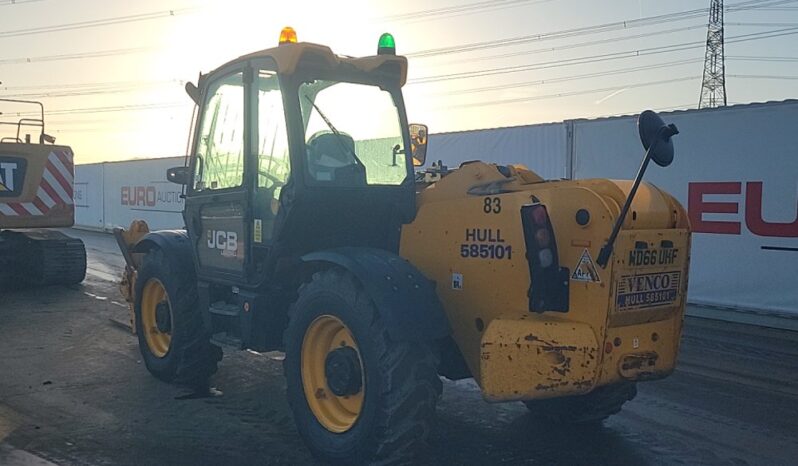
[0,0,796,164]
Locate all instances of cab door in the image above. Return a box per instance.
[249,61,292,276]
[184,66,251,283]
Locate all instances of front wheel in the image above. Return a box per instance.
[284,269,441,465]
[134,248,220,387]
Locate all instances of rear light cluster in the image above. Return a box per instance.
[521,204,570,313]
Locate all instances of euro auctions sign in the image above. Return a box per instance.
[120,185,183,209]
[689,181,798,238]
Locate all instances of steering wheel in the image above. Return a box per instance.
[257,155,288,188]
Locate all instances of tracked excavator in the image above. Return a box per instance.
[0,99,86,287]
[115,29,691,465]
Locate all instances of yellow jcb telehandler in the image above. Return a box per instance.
[115,28,691,465]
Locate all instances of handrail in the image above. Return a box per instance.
[0,98,46,143]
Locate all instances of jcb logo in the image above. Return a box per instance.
[0,157,26,196]
[207,230,238,251]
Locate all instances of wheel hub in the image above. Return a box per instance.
[301,314,365,433]
[155,301,172,333]
[325,346,362,396]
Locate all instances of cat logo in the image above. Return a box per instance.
[0,157,26,196]
[571,249,601,283]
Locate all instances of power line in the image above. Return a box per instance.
[728,55,798,61]
[433,24,708,67]
[725,0,798,10]
[5,102,185,117]
[431,20,798,67]
[410,26,798,84]
[378,0,557,23]
[1,81,178,99]
[435,58,704,96]
[728,73,798,78]
[0,78,171,91]
[0,46,154,65]
[407,0,796,58]
[0,0,44,5]
[444,76,700,109]
[0,7,196,39]
[407,8,709,58]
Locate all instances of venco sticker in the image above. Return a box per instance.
[616,271,681,310]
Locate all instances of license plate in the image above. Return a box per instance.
[616,271,681,311]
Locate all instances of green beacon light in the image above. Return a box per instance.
[377,33,396,55]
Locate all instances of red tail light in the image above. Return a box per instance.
[531,205,548,225]
[521,204,569,313]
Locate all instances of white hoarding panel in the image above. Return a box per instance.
[429,123,568,180]
[102,157,185,231]
[74,163,104,230]
[572,101,798,315]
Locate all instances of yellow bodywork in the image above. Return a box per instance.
[400,162,690,402]
[0,142,74,229]
[116,219,150,333]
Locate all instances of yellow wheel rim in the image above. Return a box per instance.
[140,279,172,358]
[301,315,364,433]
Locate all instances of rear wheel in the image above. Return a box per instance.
[523,382,637,424]
[284,269,441,465]
[134,248,220,387]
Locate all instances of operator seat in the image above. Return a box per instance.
[306,131,367,186]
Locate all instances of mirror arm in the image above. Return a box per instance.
[596,130,662,269]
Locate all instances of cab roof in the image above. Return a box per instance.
[200,42,409,87]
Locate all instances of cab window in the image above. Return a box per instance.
[193,72,245,191]
[299,81,407,187]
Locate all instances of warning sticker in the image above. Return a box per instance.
[571,249,601,283]
[451,272,463,290]
[253,219,263,243]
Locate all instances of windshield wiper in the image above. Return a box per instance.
[304,95,365,167]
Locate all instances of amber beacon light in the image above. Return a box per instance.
[279,26,298,45]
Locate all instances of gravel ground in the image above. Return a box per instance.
[0,228,796,465]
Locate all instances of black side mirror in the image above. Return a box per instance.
[409,123,428,167]
[597,110,679,268]
[167,166,190,185]
[638,110,679,167]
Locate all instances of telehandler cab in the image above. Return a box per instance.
[116,28,691,464]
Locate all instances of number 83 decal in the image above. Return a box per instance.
[483,196,501,214]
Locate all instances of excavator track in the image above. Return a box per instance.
[0,229,86,287]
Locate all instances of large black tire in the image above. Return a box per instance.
[523,382,637,424]
[284,269,441,465]
[134,248,221,387]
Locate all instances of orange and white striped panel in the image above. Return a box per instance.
[0,149,74,217]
